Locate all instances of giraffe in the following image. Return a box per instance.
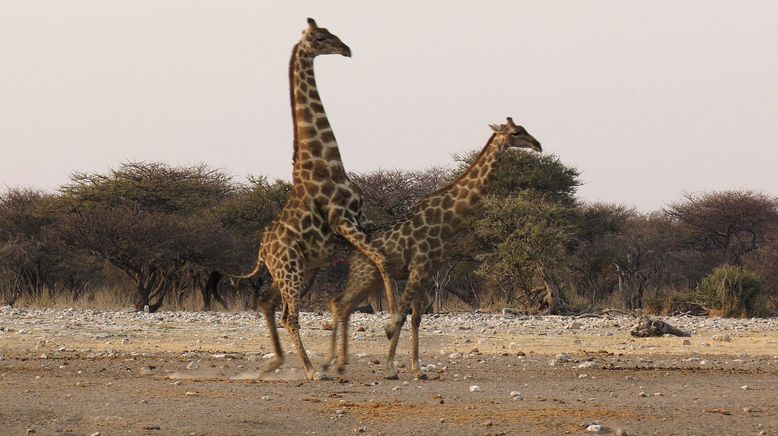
[325,118,542,379]
[239,18,396,381]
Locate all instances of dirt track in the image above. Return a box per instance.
[1,307,778,435]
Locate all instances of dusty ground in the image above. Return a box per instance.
[1,307,778,435]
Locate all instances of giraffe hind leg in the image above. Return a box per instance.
[258,295,284,377]
[278,277,329,381]
[337,221,398,320]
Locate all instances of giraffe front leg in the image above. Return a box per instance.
[322,298,339,373]
[384,309,407,380]
[410,295,429,380]
[281,295,328,381]
[337,310,351,374]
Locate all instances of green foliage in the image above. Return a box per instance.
[474,191,580,302]
[691,265,763,317]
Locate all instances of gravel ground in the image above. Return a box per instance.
[1,306,778,435]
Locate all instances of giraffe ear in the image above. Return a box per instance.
[307,18,318,29]
[489,124,504,133]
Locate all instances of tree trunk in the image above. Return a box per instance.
[202,270,227,311]
[541,272,562,315]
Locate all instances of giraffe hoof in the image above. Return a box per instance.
[414,373,429,381]
[313,372,331,381]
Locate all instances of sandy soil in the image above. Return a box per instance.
[1,307,777,435]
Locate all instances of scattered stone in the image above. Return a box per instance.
[566,321,582,330]
[682,339,692,346]
[502,307,521,318]
[142,426,161,431]
[586,424,603,433]
[186,362,199,370]
[261,395,271,401]
[712,334,732,342]
[551,353,575,366]
[185,391,198,397]
[510,390,522,400]
[577,361,596,369]
[469,385,481,392]
[639,392,647,397]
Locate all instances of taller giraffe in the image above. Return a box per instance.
[241,18,395,381]
[326,118,542,379]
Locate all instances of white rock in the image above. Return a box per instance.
[577,361,596,369]
[469,385,481,392]
[186,362,199,370]
[586,424,603,433]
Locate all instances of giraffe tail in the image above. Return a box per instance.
[230,256,266,280]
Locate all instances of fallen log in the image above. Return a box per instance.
[630,317,691,337]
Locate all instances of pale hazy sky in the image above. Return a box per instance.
[1,1,777,211]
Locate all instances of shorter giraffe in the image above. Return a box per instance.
[325,118,542,379]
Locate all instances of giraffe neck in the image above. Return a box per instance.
[435,133,506,217]
[289,43,346,185]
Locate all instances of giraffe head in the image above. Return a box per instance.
[300,18,352,58]
[489,117,542,152]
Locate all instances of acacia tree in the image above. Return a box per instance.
[572,203,633,303]
[474,190,580,313]
[666,191,778,266]
[0,189,99,304]
[446,150,582,311]
[55,162,242,311]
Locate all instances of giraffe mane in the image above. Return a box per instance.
[429,133,498,196]
[289,42,302,166]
